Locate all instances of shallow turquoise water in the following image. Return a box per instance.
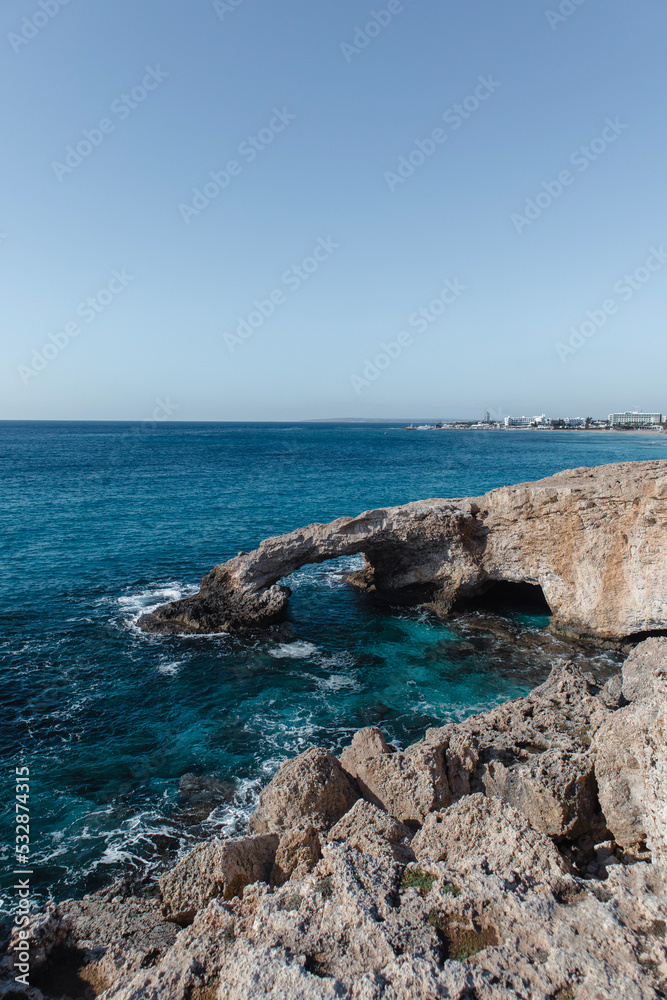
[2,422,662,911]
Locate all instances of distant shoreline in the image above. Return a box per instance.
[404,426,665,435]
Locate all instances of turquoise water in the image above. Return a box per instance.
[2,422,663,912]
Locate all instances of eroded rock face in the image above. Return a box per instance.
[158,834,279,923]
[350,741,452,826]
[1,882,181,1000]
[249,747,359,835]
[339,726,395,778]
[328,799,415,863]
[479,747,598,840]
[102,840,667,1000]
[594,638,667,861]
[412,793,571,885]
[271,826,322,887]
[621,635,667,703]
[138,460,667,640]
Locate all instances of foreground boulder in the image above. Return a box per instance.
[159,834,279,923]
[595,637,667,861]
[412,793,571,885]
[271,826,322,886]
[138,460,667,640]
[249,747,359,835]
[347,740,454,826]
[328,799,415,863]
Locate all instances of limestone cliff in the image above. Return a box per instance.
[138,460,667,641]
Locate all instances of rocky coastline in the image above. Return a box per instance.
[3,637,666,1000]
[138,460,667,643]
[3,460,667,999]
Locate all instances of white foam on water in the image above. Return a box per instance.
[157,661,182,676]
[114,580,201,634]
[285,554,364,592]
[316,672,359,693]
[269,641,319,659]
[118,582,196,614]
[202,774,268,840]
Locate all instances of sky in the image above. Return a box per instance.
[1,0,666,422]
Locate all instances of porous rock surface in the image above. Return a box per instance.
[248,747,359,835]
[1,879,179,999]
[594,637,667,862]
[138,460,667,640]
[10,638,666,1000]
[159,834,279,923]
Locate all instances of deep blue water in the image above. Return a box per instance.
[2,422,665,913]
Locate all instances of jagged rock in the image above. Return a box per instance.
[412,793,571,885]
[328,799,412,846]
[353,739,460,826]
[159,834,279,923]
[328,799,415,863]
[420,659,613,842]
[350,730,479,826]
[5,904,72,971]
[601,671,625,708]
[339,726,395,777]
[621,636,667,703]
[62,887,179,963]
[101,841,667,1000]
[249,747,359,835]
[138,460,667,640]
[594,638,667,860]
[271,826,322,886]
[0,887,180,1000]
[479,748,598,840]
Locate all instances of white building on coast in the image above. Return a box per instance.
[609,411,662,427]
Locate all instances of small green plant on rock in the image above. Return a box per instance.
[554,987,575,1000]
[442,882,461,897]
[427,911,499,962]
[399,869,436,896]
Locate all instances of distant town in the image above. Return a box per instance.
[406,410,665,431]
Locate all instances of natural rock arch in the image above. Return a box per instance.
[138,461,667,641]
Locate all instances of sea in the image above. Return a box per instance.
[2,421,665,915]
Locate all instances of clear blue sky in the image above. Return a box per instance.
[1,0,665,421]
